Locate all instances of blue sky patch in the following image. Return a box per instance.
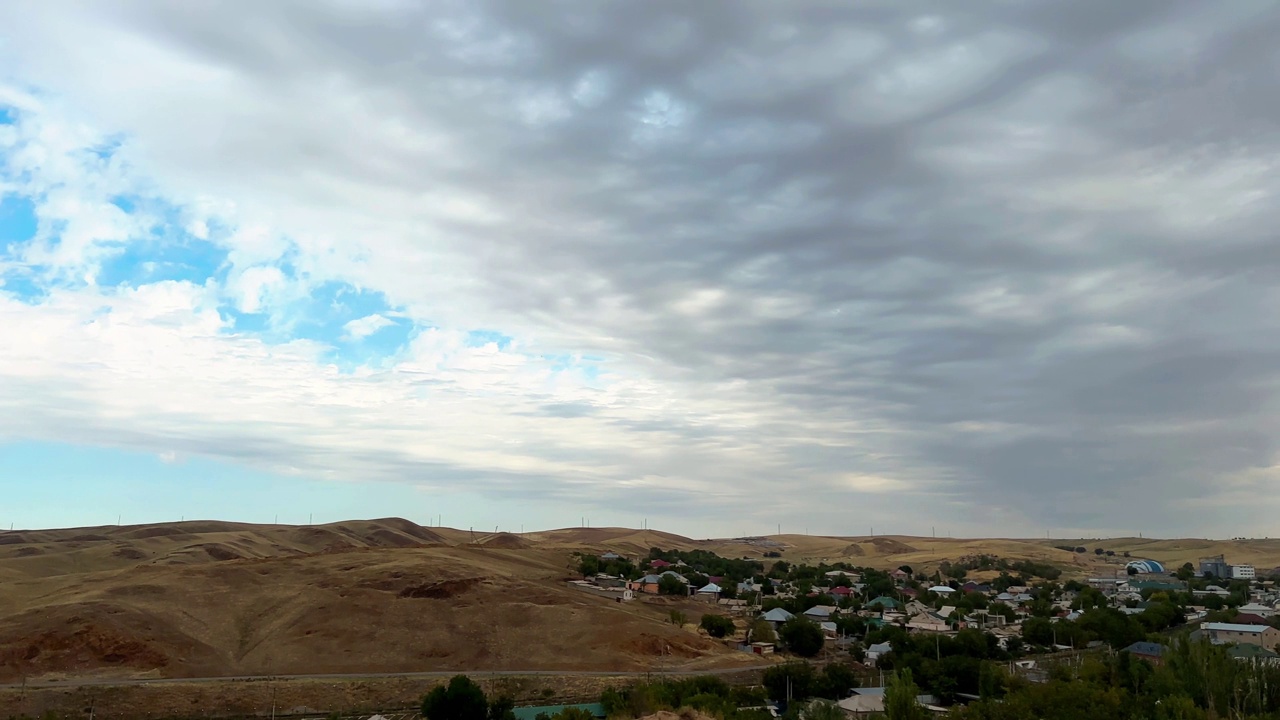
[467,329,513,350]
[97,235,229,289]
[0,195,38,247]
[0,107,14,125]
[0,267,48,303]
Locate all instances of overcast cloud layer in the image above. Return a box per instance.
[3,1,1280,537]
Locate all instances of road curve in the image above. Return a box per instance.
[0,664,776,691]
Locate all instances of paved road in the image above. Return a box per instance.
[0,664,774,691]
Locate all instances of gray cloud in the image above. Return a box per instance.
[3,0,1280,536]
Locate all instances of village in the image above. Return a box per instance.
[565,547,1280,715]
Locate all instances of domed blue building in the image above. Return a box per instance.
[1126,559,1165,574]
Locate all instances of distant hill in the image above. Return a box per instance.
[0,519,750,683]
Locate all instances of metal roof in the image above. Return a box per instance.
[1205,622,1270,633]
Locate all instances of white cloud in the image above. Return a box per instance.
[343,313,395,340]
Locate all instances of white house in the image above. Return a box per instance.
[928,585,956,596]
[866,641,893,667]
[1239,602,1275,618]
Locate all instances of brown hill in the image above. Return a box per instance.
[0,520,752,683]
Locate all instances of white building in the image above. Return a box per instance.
[1234,565,1257,580]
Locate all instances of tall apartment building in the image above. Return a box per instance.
[1233,564,1256,580]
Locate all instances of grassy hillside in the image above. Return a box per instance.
[0,520,750,683]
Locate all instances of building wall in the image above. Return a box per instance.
[1233,565,1256,579]
[1208,626,1280,650]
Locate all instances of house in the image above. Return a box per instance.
[928,585,956,596]
[628,571,689,595]
[904,600,934,617]
[600,552,621,561]
[697,583,722,600]
[1122,641,1166,665]
[820,621,839,638]
[826,570,862,582]
[891,569,911,584]
[738,581,762,595]
[836,688,938,716]
[649,559,672,569]
[907,614,950,633]
[804,605,839,622]
[718,598,749,614]
[831,586,853,599]
[1239,603,1275,618]
[1200,623,1280,650]
[746,642,775,655]
[961,582,992,594]
[900,587,920,600]
[761,607,796,628]
[628,574,664,594]
[1233,613,1271,626]
[937,605,957,619]
[867,596,901,611]
[866,642,893,667]
[1226,644,1280,665]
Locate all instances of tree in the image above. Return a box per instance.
[700,614,735,638]
[422,675,489,720]
[1176,563,1195,582]
[898,565,914,575]
[1126,566,1138,576]
[1094,548,1105,556]
[750,619,777,644]
[885,669,928,720]
[668,610,687,626]
[659,575,687,595]
[779,617,825,657]
[763,663,817,702]
[489,697,516,720]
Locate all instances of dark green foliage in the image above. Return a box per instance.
[763,663,816,702]
[658,575,687,595]
[779,617,824,657]
[700,613,736,638]
[422,675,490,720]
[646,548,763,585]
[488,697,516,720]
[602,676,767,720]
[885,669,929,720]
[574,552,638,580]
[952,637,1280,720]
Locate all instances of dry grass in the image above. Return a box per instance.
[0,520,755,683]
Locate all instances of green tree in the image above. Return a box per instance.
[779,617,825,657]
[763,663,816,702]
[489,697,516,720]
[659,575,687,595]
[750,619,777,644]
[700,614,735,638]
[668,610,687,626]
[423,675,489,720]
[885,669,928,720]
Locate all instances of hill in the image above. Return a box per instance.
[0,519,752,683]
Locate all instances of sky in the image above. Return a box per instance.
[2,1,1280,539]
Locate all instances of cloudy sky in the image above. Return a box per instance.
[2,1,1279,538]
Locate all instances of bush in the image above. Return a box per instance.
[669,610,687,626]
[700,614,736,638]
[659,575,688,595]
